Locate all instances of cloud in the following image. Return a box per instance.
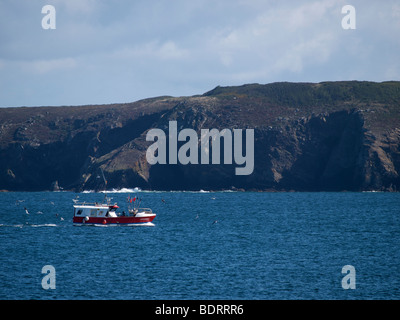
[49,0,103,17]
[107,40,188,63]
[158,41,189,60]
[0,57,77,75]
[393,4,400,20]
[0,0,399,107]
[26,57,77,74]
[198,0,341,82]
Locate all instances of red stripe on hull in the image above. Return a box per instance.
[73,216,155,225]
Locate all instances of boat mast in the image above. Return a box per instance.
[101,168,108,204]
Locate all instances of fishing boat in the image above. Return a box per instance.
[72,169,156,226]
[72,201,156,226]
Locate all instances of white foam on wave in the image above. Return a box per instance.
[31,224,58,227]
[80,222,155,227]
[82,187,142,194]
[1,223,59,228]
[129,222,155,227]
[105,187,141,193]
[0,224,25,228]
[80,188,238,194]
[81,190,94,193]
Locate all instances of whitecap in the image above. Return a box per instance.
[126,222,155,227]
[87,222,155,227]
[104,187,142,193]
[8,224,24,228]
[31,224,58,227]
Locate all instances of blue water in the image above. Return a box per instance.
[0,191,399,300]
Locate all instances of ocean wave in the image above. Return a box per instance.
[0,224,24,228]
[104,187,141,193]
[85,222,155,227]
[0,223,59,228]
[82,187,142,194]
[79,188,238,194]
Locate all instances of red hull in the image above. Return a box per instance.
[73,216,155,225]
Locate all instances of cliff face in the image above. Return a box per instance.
[0,81,399,192]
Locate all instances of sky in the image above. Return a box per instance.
[0,0,399,107]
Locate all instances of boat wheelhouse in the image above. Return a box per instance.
[73,169,155,226]
[72,202,156,226]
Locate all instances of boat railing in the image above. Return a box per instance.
[73,201,116,207]
[129,208,153,213]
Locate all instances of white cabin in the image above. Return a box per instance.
[73,205,118,218]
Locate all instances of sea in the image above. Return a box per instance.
[0,190,399,300]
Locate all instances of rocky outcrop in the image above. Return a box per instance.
[0,81,399,191]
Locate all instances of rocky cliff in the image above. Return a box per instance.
[0,81,399,192]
